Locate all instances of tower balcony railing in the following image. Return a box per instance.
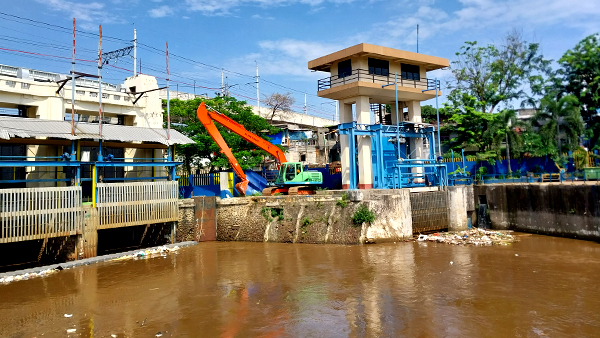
[317,69,439,92]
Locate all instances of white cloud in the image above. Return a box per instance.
[149,5,174,18]
[251,14,274,20]
[36,0,125,27]
[228,39,344,79]
[365,0,600,47]
[183,0,354,15]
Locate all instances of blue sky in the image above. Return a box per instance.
[1,0,599,120]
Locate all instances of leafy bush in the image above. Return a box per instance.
[352,204,376,226]
[301,217,313,227]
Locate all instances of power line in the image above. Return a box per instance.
[0,11,336,116]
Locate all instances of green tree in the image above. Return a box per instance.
[533,93,584,156]
[559,34,600,150]
[484,109,527,172]
[421,104,452,125]
[441,93,495,152]
[450,31,548,114]
[165,96,281,175]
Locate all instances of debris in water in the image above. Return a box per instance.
[0,246,180,285]
[115,246,180,262]
[415,228,516,246]
[66,329,76,333]
[515,254,519,256]
[64,314,73,318]
[156,332,163,337]
[450,261,453,265]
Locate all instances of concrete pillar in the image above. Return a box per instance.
[356,96,373,189]
[339,102,353,189]
[79,205,98,258]
[447,186,468,231]
[407,101,423,178]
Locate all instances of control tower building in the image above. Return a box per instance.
[308,43,449,189]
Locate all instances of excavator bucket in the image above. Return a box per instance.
[236,170,267,196]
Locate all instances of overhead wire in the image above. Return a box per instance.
[0,11,336,117]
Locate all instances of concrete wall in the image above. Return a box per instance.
[474,184,600,241]
[215,190,413,244]
[447,185,475,231]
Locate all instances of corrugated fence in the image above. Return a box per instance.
[0,186,82,243]
[96,181,178,229]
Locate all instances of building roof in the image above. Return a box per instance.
[308,43,449,72]
[0,116,194,145]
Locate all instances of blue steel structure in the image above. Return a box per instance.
[338,121,447,190]
[0,142,181,205]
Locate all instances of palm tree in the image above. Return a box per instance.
[485,109,527,173]
[534,93,584,155]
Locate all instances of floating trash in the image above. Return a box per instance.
[67,328,77,333]
[0,246,181,285]
[415,228,516,246]
[64,314,73,318]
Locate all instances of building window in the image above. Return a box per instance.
[300,154,306,162]
[401,63,420,81]
[338,59,352,78]
[368,58,389,76]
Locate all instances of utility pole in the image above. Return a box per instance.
[221,69,224,96]
[417,24,419,53]
[193,80,196,97]
[304,94,307,114]
[166,41,170,140]
[256,61,260,112]
[98,25,103,138]
[133,28,137,76]
[71,18,75,136]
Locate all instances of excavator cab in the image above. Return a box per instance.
[275,162,323,186]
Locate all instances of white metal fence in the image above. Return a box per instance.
[0,187,82,243]
[96,181,178,229]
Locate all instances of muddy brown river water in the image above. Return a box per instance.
[1,234,600,337]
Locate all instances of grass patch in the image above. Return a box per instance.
[261,207,284,221]
[352,204,376,227]
[336,192,349,208]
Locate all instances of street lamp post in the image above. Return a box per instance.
[320,101,338,122]
[382,72,401,159]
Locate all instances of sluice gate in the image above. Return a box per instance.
[410,191,448,233]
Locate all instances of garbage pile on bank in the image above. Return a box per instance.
[0,267,62,284]
[0,245,180,285]
[417,228,516,246]
[111,245,180,261]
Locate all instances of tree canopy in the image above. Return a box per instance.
[165,96,281,174]
[442,30,596,167]
[559,34,600,150]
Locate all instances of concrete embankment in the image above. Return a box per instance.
[474,183,600,241]
[216,190,413,244]
[175,186,474,245]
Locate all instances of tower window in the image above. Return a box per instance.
[401,63,420,80]
[338,60,352,78]
[368,58,389,76]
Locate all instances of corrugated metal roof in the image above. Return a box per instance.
[0,116,194,145]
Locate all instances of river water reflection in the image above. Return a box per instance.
[1,234,600,337]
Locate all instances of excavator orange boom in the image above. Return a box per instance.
[196,102,287,196]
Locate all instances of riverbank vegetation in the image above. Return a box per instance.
[429,31,599,171]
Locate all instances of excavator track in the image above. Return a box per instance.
[262,187,289,196]
[287,186,316,195]
[262,186,317,196]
